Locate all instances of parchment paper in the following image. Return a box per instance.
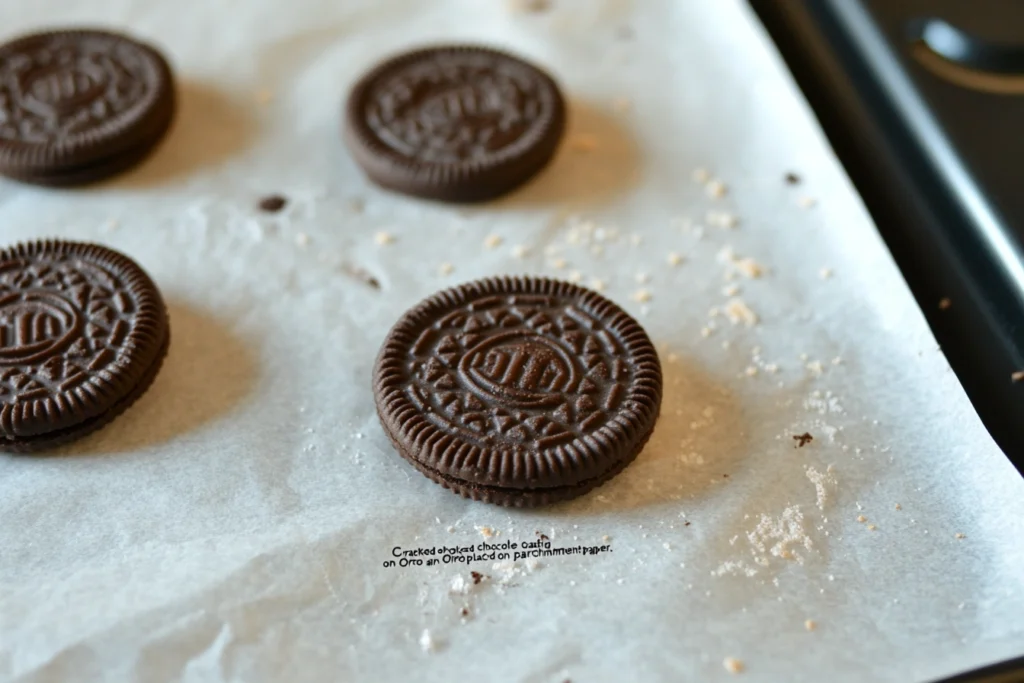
[2,1,1023,681]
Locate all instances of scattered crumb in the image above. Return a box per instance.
[568,134,598,152]
[955,533,966,540]
[806,360,824,376]
[939,298,952,310]
[707,210,739,229]
[483,234,503,249]
[725,298,758,326]
[602,535,611,542]
[438,262,454,276]
[744,366,758,377]
[857,515,867,523]
[635,272,650,285]
[374,231,394,246]
[894,503,902,511]
[723,284,741,297]
[692,168,710,183]
[804,619,816,631]
[470,571,485,585]
[511,244,530,259]
[460,607,469,617]
[723,657,744,674]
[805,465,836,509]
[342,264,381,289]
[419,629,436,653]
[590,278,606,292]
[867,524,877,531]
[294,232,309,247]
[632,289,652,303]
[799,196,817,209]
[667,252,684,267]
[1012,371,1024,383]
[551,257,567,269]
[786,172,801,185]
[706,179,727,199]
[258,194,287,213]
[568,270,582,283]
[819,268,833,280]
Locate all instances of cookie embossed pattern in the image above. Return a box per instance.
[0,29,176,185]
[0,241,169,452]
[373,276,662,506]
[345,45,566,202]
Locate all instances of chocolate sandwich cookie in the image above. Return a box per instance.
[0,29,176,186]
[373,277,662,507]
[0,240,169,452]
[345,45,566,202]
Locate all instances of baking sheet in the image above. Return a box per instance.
[2,0,1023,681]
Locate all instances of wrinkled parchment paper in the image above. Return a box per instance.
[2,1,1023,681]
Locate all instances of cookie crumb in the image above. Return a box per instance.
[955,532,966,540]
[723,657,744,674]
[939,298,952,310]
[483,234,503,249]
[632,289,652,303]
[590,278,606,292]
[476,526,495,539]
[667,252,684,267]
[460,607,469,617]
[723,284,741,297]
[511,244,530,259]
[804,619,816,631]
[785,172,801,185]
[568,270,582,283]
[894,503,902,511]
[470,571,485,584]
[793,433,813,447]
[374,231,394,246]
[706,179,728,199]
[867,524,877,531]
[725,298,758,326]
[258,194,287,213]
[551,257,567,269]
[438,262,454,276]
[856,515,867,523]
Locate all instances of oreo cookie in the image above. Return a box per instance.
[373,277,662,507]
[345,45,566,202]
[0,29,176,186]
[0,240,169,452]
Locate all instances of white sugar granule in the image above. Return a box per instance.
[747,506,813,564]
[805,465,837,510]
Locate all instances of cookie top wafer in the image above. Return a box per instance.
[0,240,168,449]
[345,45,566,202]
[0,29,175,180]
[373,276,661,500]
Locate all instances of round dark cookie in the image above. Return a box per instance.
[373,276,662,507]
[345,45,566,203]
[0,240,169,452]
[0,29,176,185]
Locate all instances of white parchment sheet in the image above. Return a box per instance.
[2,1,1023,681]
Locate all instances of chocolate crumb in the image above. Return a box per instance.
[460,607,469,616]
[343,264,381,290]
[258,194,287,213]
[536,531,549,541]
[785,172,801,185]
[793,432,813,448]
[722,474,730,478]
[684,521,691,527]
[470,571,484,584]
